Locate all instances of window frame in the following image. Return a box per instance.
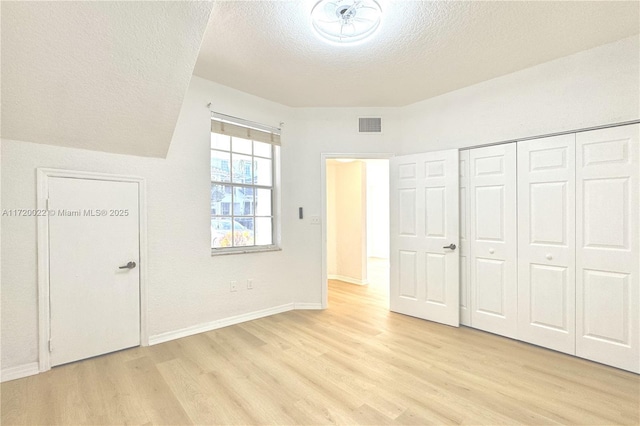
[210,132,281,256]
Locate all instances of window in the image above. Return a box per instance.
[210,114,280,253]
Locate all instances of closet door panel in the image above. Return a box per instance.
[459,150,472,326]
[576,124,639,373]
[470,144,518,338]
[517,134,576,354]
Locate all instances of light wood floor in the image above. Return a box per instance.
[2,279,639,425]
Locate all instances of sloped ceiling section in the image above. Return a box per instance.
[1,1,213,158]
[194,1,639,107]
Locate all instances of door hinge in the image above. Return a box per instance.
[48,339,53,353]
[46,198,50,210]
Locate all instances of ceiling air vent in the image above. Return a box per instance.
[358,117,382,134]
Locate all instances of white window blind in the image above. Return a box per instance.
[211,112,281,146]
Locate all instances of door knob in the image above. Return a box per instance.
[119,261,137,269]
[443,243,457,250]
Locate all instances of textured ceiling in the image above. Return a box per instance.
[194,0,640,107]
[1,1,212,157]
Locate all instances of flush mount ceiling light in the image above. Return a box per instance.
[311,0,382,44]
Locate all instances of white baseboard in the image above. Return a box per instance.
[1,362,39,383]
[148,303,295,345]
[328,274,369,286]
[294,303,323,310]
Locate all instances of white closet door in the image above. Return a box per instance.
[517,134,576,354]
[470,144,518,338]
[390,150,460,327]
[459,150,471,326]
[49,177,141,367]
[576,124,639,373]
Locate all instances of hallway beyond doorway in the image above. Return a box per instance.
[366,257,389,296]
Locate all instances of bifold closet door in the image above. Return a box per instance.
[576,124,639,373]
[517,134,576,354]
[469,144,518,338]
[459,150,471,326]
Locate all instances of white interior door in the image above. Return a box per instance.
[576,124,639,373]
[48,177,140,366]
[517,134,576,354]
[390,150,459,326]
[469,144,518,338]
[459,150,472,326]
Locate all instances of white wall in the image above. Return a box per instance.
[284,107,402,304]
[326,161,337,276]
[366,160,389,259]
[327,160,368,283]
[2,36,638,374]
[401,36,639,153]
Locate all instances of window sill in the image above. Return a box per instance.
[211,245,281,256]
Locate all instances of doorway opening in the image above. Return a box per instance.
[321,154,391,308]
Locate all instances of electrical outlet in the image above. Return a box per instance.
[247,279,254,290]
[310,216,321,225]
[230,280,237,292]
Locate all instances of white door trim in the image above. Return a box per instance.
[36,168,148,373]
[320,153,393,309]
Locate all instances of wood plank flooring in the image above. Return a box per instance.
[2,279,639,425]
